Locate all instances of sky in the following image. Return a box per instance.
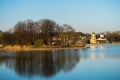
[0,0,120,33]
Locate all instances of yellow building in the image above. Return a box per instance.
[90,32,96,44]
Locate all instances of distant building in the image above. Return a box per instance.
[52,37,61,45]
[97,33,107,44]
[90,32,96,44]
[90,32,108,44]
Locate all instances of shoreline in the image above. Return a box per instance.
[0,46,84,51]
[1,43,120,51]
[23,47,82,51]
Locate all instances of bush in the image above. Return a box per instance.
[34,39,44,47]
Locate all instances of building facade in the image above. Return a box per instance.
[97,33,107,44]
[90,32,96,44]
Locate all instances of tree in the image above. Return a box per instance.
[62,24,75,32]
[0,31,3,44]
[2,31,14,45]
[59,32,67,45]
[13,21,27,45]
[62,24,75,45]
[40,19,57,45]
[13,20,40,45]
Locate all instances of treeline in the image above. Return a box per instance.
[0,19,120,46]
[103,31,120,43]
[95,31,120,43]
[0,19,84,46]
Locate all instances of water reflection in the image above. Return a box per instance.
[0,50,80,78]
[90,44,104,50]
[81,44,120,62]
[90,44,96,50]
[91,52,96,61]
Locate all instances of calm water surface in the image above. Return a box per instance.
[0,44,120,80]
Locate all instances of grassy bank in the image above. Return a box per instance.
[0,44,85,51]
[112,42,120,44]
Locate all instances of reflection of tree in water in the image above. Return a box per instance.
[0,50,80,78]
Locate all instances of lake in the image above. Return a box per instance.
[0,44,120,80]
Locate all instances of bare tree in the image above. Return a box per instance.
[40,19,57,45]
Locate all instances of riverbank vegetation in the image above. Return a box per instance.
[0,19,120,50]
[0,19,86,50]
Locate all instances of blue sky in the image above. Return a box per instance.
[0,0,120,33]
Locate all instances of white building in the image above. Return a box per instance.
[97,33,107,44]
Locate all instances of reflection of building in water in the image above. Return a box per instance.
[91,52,96,61]
[99,44,104,49]
[99,53,104,59]
[91,44,96,50]
[90,52,105,61]
[0,50,80,78]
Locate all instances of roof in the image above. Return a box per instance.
[97,38,107,40]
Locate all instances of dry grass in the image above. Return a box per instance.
[4,45,13,50]
[1,45,84,51]
[3,45,31,51]
[112,42,120,44]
